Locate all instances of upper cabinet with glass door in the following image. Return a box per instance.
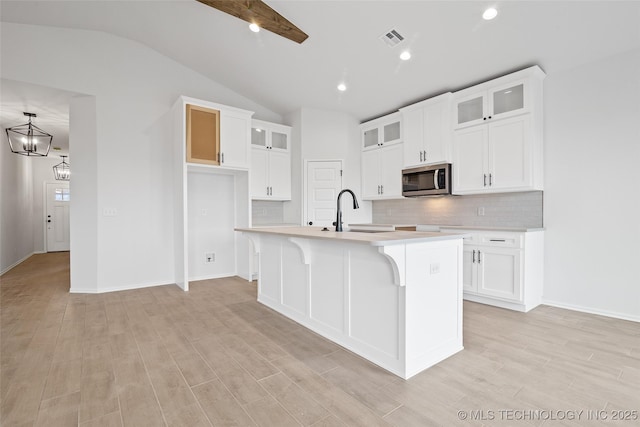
[454,66,545,129]
[360,112,402,150]
[251,119,290,152]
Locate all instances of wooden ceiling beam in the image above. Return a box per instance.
[196,0,309,44]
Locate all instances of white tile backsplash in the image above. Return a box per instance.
[373,191,543,228]
[252,200,285,225]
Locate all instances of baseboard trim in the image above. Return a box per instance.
[542,299,640,323]
[70,281,174,294]
[188,272,237,282]
[1,252,34,276]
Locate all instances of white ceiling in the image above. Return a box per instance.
[1,79,74,156]
[1,0,639,136]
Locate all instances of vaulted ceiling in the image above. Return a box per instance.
[2,0,640,127]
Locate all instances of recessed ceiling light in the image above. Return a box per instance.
[483,7,498,20]
[249,23,260,33]
[337,83,347,92]
[400,51,411,61]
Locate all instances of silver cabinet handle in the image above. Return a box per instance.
[483,174,487,186]
[472,250,476,263]
[221,152,225,163]
[269,187,272,196]
[489,239,505,242]
[380,185,383,194]
[267,187,270,195]
[478,251,481,264]
[489,173,492,186]
[423,150,427,161]
[420,151,423,162]
[377,185,381,194]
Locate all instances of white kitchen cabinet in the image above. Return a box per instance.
[250,120,291,200]
[173,96,253,291]
[451,66,544,195]
[219,109,252,168]
[400,92,453,168]
[446,229,543,312]
[361,143,403,200]
[453,115,534,193]
[185,101,252,169]
[454,66,544,129]
[361,112,402,150]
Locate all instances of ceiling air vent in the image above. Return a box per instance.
[380,29,404,47]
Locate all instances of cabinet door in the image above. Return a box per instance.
[401,108,424,168]
[489,81,527,120]
[251,126,267,148]
[477,247,522,302]
[455,93,486,129]
[452,126,488,194]
[362,127,379,149]
[423,101,449,164]
[462,246,478,293]
[271,130,289,151]
[186,104,220,165]
[382,120,402,145]
[361,149,380,200]
[379,144,403,198]
[250,148,270,199]
[220,111,250,168]
[269,150,291,200]
[488,115,531,191]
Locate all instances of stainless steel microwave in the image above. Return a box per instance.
[402,163,452,197]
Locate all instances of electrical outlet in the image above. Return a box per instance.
[430,263,440,274]
[205,252,215,263]
[477,207,485,216]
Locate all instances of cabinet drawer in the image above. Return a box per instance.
[477,233,523,248]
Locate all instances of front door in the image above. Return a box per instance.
[46,182,70,252]
[305,160,342,227]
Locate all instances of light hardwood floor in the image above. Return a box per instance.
[1,252,638,426]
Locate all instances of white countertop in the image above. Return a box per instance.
[235,226,466,247]
[348,223,544,232]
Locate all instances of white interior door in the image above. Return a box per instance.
[306,160,342,227]
[46,182,70,252]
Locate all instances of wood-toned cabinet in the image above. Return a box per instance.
[451,66,545,195]
[186,104,220,165]
[185,101,252,169]
[250,120,291,200]
[400,92,452,168]
[444,229,544,312]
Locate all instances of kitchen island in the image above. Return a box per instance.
[235,226,465,379]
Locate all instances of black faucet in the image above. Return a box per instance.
[334,189,359,232]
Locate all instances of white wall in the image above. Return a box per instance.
[298,108,373,225]
[187,172,236,281]
[1,22,281,292]
[0,146,34,274]
[543,48,640,321]
[283,110,303,225]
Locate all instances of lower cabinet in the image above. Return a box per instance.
[450,229,543,312]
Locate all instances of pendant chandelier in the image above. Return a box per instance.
[5,112,53,156]
[53,155,70,181]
